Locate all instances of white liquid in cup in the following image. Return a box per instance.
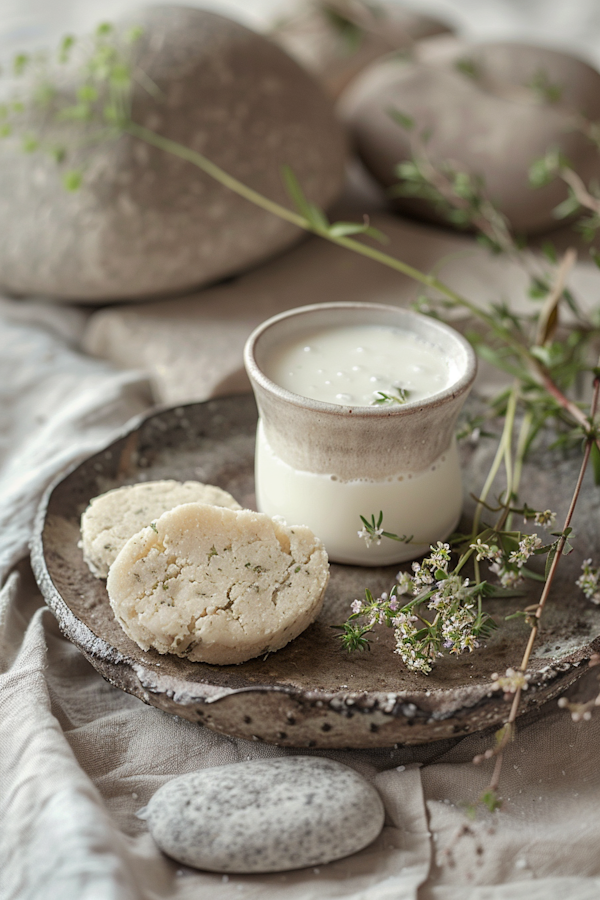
[265,324,456,407]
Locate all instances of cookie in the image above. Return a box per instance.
[80,480,241,578]
[106,503,329,665]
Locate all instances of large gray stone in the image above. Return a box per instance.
[138,756,385,873]
[339,38,600,235]
[0,6,346,301]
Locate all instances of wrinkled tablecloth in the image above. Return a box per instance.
[3,285,600,900]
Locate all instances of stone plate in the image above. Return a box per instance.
[31,395,600,749]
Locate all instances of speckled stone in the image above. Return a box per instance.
[139,756,385,872]
[0,6,345,302]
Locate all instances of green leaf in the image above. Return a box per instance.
[328,221,370,237]
[281,164,329,230]
[387,107,414,130]
[49,145,66,163]
[541,241,557,263]
[0,123,11,138]
[529,156,554,188]
[455,57,479,79]
[528,69,563,104]
[545,543,558,580]
[480,788,502,813]
[327,220,388,243]
[58,35,75,63]
[21,135,39,153]
[591,441,600,487]
[77,84,98,103]
[110,63,131,87]
[528,277,549,298]
[62,169,83,191]
[13,53,29,76]
[321,7,363,54]
[126,25,144,44]
[553,194,580,220]
[96,22,113,37]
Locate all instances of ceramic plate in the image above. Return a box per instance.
[31,394,600,748]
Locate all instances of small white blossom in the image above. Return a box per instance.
[357,526,383,547]
[534,509,556,528]
[428,542,451,569]
[491,668,530,694]
[350,599,363,615]
[411,561,434,588]
[490,562,524,589]
[470,539,502,563]
[440,607,478,654]
[509,534,542,566]
[395,571,414,595]
[576,559,600,605]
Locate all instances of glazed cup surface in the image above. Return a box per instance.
[244,302,476,565]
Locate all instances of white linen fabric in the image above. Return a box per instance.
[3,296,600,900]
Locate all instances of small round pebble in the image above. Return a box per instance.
[138,756,385,873]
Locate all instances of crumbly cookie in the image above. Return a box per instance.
[81,480,241,578]
[106,503,329,665]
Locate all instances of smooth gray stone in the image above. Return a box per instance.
[139,756,385,873]
[340,38,600,235]
[0,6,345,302]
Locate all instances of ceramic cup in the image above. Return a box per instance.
[243,302,477,565]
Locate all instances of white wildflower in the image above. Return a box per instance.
[470,539,502,563]
[395,571,414,595]
[534,509,556,528]
[440,607,478,654]
[428,542,451,569]
[357,525,383,547]
[576,558,600,605]
[491,668,530,694]
[411,561,434,588]
[509,533,542,566]
[499,567,524,589]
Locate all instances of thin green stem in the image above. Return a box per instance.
[471,385,519,580]
[507,411,533,531]
[487,371,600,796]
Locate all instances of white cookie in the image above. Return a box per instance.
[81,480,241,578]
[106,503,329,665]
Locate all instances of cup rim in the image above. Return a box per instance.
[243,301,477,417]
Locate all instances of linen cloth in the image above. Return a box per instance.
[3,292,600,900]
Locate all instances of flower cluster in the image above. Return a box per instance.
[338,542,494,674]
[576,559,600,605]
[531,509,556,528]
[470,533,542,589]
[491,667,531,698]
